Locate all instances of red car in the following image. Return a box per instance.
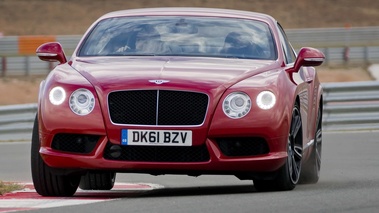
[32,7,325,196]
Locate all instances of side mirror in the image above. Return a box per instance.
[288,47,325,73]
[36,42,67,64]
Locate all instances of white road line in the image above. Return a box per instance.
[0,182,164,212]
[0,198,107,208]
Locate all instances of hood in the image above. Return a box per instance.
[71,56,277,93]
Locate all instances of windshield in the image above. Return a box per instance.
[78,16,277,60]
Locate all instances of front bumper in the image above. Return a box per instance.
[40,134,288,174]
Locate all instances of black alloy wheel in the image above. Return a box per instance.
[300,107,322,183]
[254,102,303,191]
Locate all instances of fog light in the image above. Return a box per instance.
[110,145,122,158]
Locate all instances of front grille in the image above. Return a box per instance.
[104,143,210,162]
[108,90,208,125]
[217,137,269,157]
[51,134,100,154]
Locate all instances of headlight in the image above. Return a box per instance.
[256,91,276,110]
[69,89,95,116]
[223,92,251,119]
[49,87,66,105]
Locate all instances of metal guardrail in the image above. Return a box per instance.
[1,47,379,76]
[286,27,379,48]
[0,103,37,141]
[1,27,379,55]
[1,27,379,76]
[1,81,379,141]
[323,81,379,131]
[0,104,37,131]
[0,35,80,56]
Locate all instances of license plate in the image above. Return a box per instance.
[121,129,192,146]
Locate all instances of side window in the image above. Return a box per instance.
[277,23,296,64]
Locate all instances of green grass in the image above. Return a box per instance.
[0,181,24,195]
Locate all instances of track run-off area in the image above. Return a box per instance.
[1,131,379,213]
[0,182,162,212]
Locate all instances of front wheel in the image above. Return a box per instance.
[254,102,303,191]
[79,171,116,190]
[300,107,322,184]
[31,115,80,197]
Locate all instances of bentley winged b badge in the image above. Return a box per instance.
[148,80,170,85]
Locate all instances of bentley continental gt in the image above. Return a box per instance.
[32,7,325,196]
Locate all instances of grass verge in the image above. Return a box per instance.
[0,181,24,195]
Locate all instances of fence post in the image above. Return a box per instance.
[364,46,369,65]
[1,57,6,77]
[25,56,30,76]
[323,47,329,65]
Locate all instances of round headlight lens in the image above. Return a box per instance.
[223,92,251,119]
[49,87,66,105]
[256,91,276,110]
[69,89,95,115]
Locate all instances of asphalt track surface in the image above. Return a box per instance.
[1,131,379,213]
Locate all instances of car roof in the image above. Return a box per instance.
[98,7,277,25]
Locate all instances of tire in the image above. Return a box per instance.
[31,114,80,197]
[79,172,116,190]
[300,107,322,184]
[254,102,303,191]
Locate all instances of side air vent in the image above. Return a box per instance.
[51,134,100,154]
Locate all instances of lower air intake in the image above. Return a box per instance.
[217,137,269,157]
[51,134,100,154]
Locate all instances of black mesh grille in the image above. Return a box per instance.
[51,134,100,154]
[217,137,269,157]
[104,143,210,162]
[108,90,208,125]
[109,90,157,125]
